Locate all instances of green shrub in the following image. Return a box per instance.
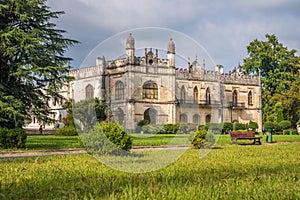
[222,122,233,134]
[282,129,297,135]
[248,120,258,131]
[142,124,161,134]
[279,120,292,130]
[233,122,246,130]
[204,123,223,134]
[189,127,207,149]
[55,126,78,136]
[264,121,281,133]
[0,128,27,149]
[159,124,180,134]
[137,120,149,127]
[203,129,216,148]
[179,123,189,134]
[80,122,132,155]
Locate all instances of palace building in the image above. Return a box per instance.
[25,34,262,133]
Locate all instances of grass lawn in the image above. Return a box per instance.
[25,135,82,150]
[0,134,298,151]
[0,144,299,199]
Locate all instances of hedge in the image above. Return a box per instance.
[0,127,27,149]
[55,126,78,136]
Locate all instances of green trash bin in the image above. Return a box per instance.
[289,130,293,135]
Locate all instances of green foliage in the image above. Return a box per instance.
[62,99,75,128]
[248,120,258,131]
[0,93,27,128]
[136,120,150,132]
[282,129,297,135]
[140,123,189,134]
[80,122,132,155]
[204,123,223,133]
[0,0,78,129]
[94,98,107,122]
[241,34,299,78]
[189,126,207,149]
[233,122,246,131]
[264,121,281,133]
[240,34,300,125]
[273,102,284,123]
[73,98,107,131]
[159,124,180,134]
[137,120,149,127]
[0,127,27,149]
[279,120,292,130]
[203,129,216,148]
[55,126,77,136]
[222,122,233,134]
[178,123,189,134]
[142,124,161,134]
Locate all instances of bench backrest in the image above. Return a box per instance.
[230,131,255,138]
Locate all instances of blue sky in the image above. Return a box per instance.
[47,0,300,72]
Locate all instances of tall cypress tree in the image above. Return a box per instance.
[0,0,78,128]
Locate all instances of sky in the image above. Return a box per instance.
[47,0,300,72]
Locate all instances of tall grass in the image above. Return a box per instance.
[0,144,299,199]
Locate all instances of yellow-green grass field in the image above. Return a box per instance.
[0,144,299,199]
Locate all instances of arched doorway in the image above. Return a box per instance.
[115,108,124,125]
[180,113,188,123]
[144,108,157,124]
[193,114,200,124]
[205,114,211,124]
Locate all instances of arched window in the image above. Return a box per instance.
[248,91,253,105]
[115,81,125,100]
[205,114,211,124]
[144,108,157,124]
[180,86,186,103]
[85,84,94,99]
[193,87,199,102]
[232,90,238,107]
[193,114,200,124]
[180,114,188,123]
[206,87,211,105]
[143,81,158,99]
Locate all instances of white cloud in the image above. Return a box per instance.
[47,0,300,69]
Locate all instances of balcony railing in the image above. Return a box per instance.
[229,102,245,109]
[178,99,220,106]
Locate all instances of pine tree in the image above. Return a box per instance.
[0,0,78,128]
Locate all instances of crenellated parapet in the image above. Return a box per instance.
[69,65,103,79]
[221,70,260,86]
[175,66,260,85]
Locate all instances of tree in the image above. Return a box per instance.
[268,82,300,125]
[62,99,75,127]
[273,102,284,123]
[73,98,107,131]
[241,34,300,125]
[242,34,299,77]
[0,0,78,128]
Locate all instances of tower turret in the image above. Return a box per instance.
[167,38,175,67]
[126,33,135,64]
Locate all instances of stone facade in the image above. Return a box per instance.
[25,34,262,132]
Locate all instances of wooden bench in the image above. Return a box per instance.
[229,131,262,145]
